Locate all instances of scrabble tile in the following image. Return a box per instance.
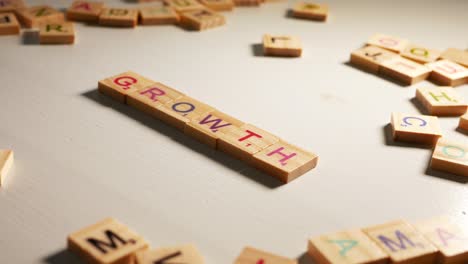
[441,48,468,68]
[67,218,149,264]
[414,216,468,264]
[234,246,297,264]
[184,110,244,148]
[0,150,14,187]
[251,140,318,183]
[0,12,19,35]
[430,138,468,177]
[425,60,468,87]
[139,6,179,25]
[179,8,225,31]
[98,71,156,103]
[415,87,467,116]
[367,33,409,53]
[263,34,302,57]
[379,56,431,85]
[99,8,138,27]
[157,96,214,131]
[126,83,184,118]
[459,113,468,131]
[136,244,204,264]
[308,229,389,264]
[291,2,328,21]
[16,5,65,28]
[233,0,261,7]
[363,220,438,264]
[390,112,442,145]
[164,0,204,13]
[217,124,279,162]
[66,1,104,23]
[401,44,441,64]
[0,0,26,13]
[198,0,234,12]
[39,22,75,44]
[349,45,398,74]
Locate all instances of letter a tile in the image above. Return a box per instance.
[234,246,297,264]
[136,244,204,264]
[430,138,468,177]
[68,218,149,264]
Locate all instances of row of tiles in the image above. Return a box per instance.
[98,71,318,183]
[67,216,468,264]
[350,34,468,86]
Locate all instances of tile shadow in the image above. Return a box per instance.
[409,97,427,114]
[425,166,468,184]
[21,29,39,45]
[42,249,82,264]
[251,43,264,57]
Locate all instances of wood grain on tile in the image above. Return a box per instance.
[390,112,442,145]
[431,138,468,177]
[39,22,75,44]
[415,86,467,116]
[66,1,104,22]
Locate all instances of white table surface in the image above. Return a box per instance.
[0,0,467,263]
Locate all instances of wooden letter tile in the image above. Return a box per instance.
[459,113,468,132]
[16,5,65,28]
[350,45,398,74]
[363,220,438,264]
[414,216,468,264]
[66,1,104,23]
[234,246,297,264]
[99,8,138,27]
[263,34,302,57]
[198,0,234,12]
[0,12,20,35]
[367,33,409,53]
[441,48,468,68]
[379,56,431,85]
[39,22,75,44]
[415,87,467,116]
[252,141,318,183]
[157,96,214,131]
[218,123,279,162]
[184,110,244,148]
[136,244,204,264]
[139,6,179,25]
[0,0,26,13]
[401,44,441,64]
[430,138,468,177]
[233,0,262,7]
[390,112,442,145]
[179,8,225,31]
[0,149,14,187]
[164,0,204,13]
[67,218,149,264]
[425,60,468,87]
[308,229,389,264]
[291,2,328,21]
[98,71,156,103]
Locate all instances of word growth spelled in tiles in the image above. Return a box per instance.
[430,138,468,177]
[16,5,65,28]
[0,149,13,187]
[415,87,467,116]
[234,247,297,264]
[390,112,442,146]
[136,244,205,264]
[66,1,105,23]
[39,22,75,44]
[291,2,328,21]
[263,34,302,57]
[0,12,19,35]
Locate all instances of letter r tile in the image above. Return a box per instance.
[363,220,438,264]
[67,218,149,264]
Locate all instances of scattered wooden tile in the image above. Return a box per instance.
[234,246,297,264]
[263,34,302,57]
[308,229,389,264]
[99,8,138,27]
[425,59,468,87]
[98,71,156,103]
[430,138,468,177]
[252,140,318,183]
[0,0,26,13]
[16,5,65,28]
[0,150,14,187]
[459,113,468,132]
[179,8,225,31]
[139,6,179,25]
[66,1,104,23]
[126,83,185,118]
[136,244,204,264]
[363,220,438,264]
[367,33,409,53]
[164,0,204,13]
[379,56,431,85]
[414,216,468,264]
[441,48,468,68]
[184,110,244,148]
[0,12,20,35]
[218,123,279,162]
[198,0,234,12]
[158,96,214,131]
[68,218,149,264]
[401,44,441,64]
[390,112,442,145]
[349,45,398,74]
[291,2,328,21]
[233,0,261,7]
[39,22,75,44]
[415,87,467,116]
